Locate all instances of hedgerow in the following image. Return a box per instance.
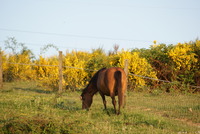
[1,38,200,92]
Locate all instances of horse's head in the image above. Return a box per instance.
[80,92,93,110]
[80,69,102,110]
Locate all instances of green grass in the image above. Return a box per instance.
[0,81,199,134]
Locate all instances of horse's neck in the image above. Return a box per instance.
[87,83,98,95]
[85,68,103,95]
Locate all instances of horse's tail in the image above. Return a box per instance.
[115,70,126,113]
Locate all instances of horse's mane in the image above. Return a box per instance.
[82,68,106,94]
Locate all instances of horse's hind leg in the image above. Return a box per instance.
[111,96,117,114]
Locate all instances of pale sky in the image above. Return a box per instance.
[0,0,200,56]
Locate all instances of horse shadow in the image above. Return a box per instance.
[53,101,81,112]
[102,108,119,116]
[14,87,52,94]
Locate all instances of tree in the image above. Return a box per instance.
[4,37,35,59]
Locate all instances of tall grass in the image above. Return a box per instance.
[0,81,199,133]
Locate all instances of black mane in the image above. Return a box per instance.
[82,68,106,95]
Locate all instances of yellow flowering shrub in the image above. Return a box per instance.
[63,51,89,90]
[34,56,59,91]
[87,48,111,72]
[116,50,157,86]
[1,39,199,92]
[168,43,198,71]
[5,53,35,81]
[196,39,200,48]
[1,51,7,72]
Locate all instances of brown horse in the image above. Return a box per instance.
[80,67,127,114]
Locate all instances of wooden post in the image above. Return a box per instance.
[0,52,3,89]
[124,59,129,77]
[124,59,129,107]
[58,51,63,93]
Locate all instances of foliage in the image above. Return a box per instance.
[116,50,157,87]
[132,43,174,82]
[63,51,89,90]
[168,42,198,71]
[131,40,200,91]
[168,41,198,84]
[34,56,59,91]
[4,37,35,59]
[87,47,112,71]
[1,37,200,92]
[40,44,59,55]
[3,53,35,81]
[2,37,36,81]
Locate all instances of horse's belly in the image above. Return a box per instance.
[104,92,118,96]
[104,92,110,96]
[100,88,110,96]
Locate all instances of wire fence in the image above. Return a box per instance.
[6,62,98,72]
[0,50,199,89]
[3,61,200,89]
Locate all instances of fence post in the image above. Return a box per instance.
[124,59,129,77]
[58,51,63,93]
[0,52,3,89]
[124,59,129,107]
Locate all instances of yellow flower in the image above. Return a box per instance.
[153,40,157,45]
[168,42,197,70]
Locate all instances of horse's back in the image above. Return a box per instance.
[97,67,127,96]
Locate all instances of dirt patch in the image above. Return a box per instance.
[175,118,200,128]
[132,106,200,128]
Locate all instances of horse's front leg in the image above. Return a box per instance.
[99,92,107,109]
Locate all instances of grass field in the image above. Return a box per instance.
[0,81,200,134]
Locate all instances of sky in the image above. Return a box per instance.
[0,0,200,57]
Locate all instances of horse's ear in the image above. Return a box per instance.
[80,96,82,100]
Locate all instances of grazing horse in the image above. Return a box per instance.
[80,67,127,114]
